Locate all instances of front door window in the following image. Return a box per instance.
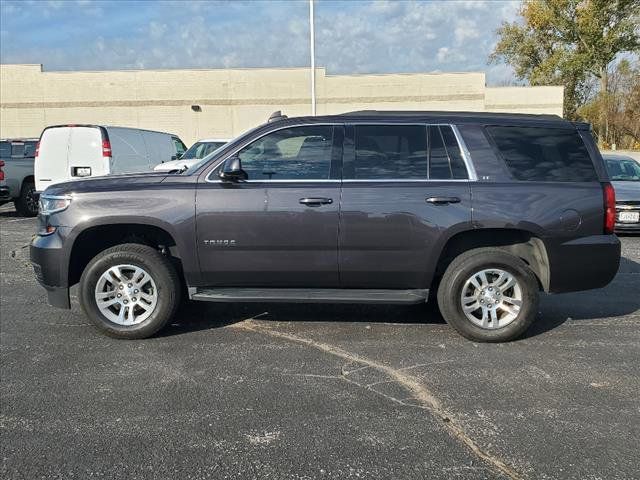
[237,126,334,180]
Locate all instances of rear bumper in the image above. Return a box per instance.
[30,229,70,309]
[615,223,640,233]
[547,234,621,293]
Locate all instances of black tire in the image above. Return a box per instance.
[14,180,38,217]
[79,243,181,339]
[436,248,539,342]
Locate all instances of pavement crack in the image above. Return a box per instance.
[232,318,523,480]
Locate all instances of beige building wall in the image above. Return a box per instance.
[0,64,564,145]
[485,86,564,116]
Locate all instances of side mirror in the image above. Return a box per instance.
[171,155,178,161]
[219,156,247,181]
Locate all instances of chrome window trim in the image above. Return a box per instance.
[205,123,341,183]
[342,179,470,183]
[205,121,477,184]
[209,179,342,184]
[348,122,474,182]
[451,124,478,181]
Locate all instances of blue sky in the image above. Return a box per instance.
[0,0,522,84]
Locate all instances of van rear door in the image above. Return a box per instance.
[35,126,71,192]
[68,126,105,180]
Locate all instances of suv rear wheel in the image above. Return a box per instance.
[79,243,180,339]
[14,180,38,217]
[437,248,539,342]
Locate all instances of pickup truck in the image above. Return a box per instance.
[30,111,621,342]
[0,138,39,216]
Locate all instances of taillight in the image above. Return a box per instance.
[35,141,40,157]
[102,139,112,157]
[0,160,4,181]
[603,182,616,234]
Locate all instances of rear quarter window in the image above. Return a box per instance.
[0,141,10,158]
[11,143,25,158]
[486,126,598,182]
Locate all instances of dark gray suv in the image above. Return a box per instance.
[30,111,621,342]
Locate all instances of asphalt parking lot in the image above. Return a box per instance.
[1,203,639,480]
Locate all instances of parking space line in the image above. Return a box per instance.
[232,317,523,480]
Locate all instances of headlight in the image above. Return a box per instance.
[39,195,72,215]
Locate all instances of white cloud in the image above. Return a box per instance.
[437,47,450,63]
[454,19,479,45]
[1,0,520,85]
[148,21,167,40]
[436,46,466,64]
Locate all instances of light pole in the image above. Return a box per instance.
[309,0,316,116]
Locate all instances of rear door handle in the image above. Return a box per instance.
[299,197,333,206]
[425,196,461,205]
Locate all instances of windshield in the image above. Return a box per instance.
[605,157,640,181]
[181,141,227,160]
[183,125,265,175]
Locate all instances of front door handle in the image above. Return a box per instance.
[426,196,461,205]
[299,197,333,206]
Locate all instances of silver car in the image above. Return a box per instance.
[154,138,228,172]
[603,153,640,232]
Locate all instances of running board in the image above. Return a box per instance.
[190,288,429,305]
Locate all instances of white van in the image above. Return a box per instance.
[35,125,186,192]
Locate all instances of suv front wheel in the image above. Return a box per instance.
[437,248,539,342]
[79,243,181,339]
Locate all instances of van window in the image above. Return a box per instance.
[486,126,598,182]
[352,125,428,179]
[173,137,186,156]
[237,126,334,180]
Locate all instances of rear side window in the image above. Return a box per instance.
[429,126,468,180]
[350,125,468,180]
[486,126,598,182]
[353,125,428,179]
[0,142,10,158]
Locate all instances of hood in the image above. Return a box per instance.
[612,181,640,202]
[43,172,168,196]
[153,158,200,172]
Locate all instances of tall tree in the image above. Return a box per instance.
[490,0,640,120]
[579,59,640,148]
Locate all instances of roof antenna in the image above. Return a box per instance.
[268,111,287,123]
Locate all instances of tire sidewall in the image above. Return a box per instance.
[15,181,38,217]
[80,247,178,339]
[439,251,538,342]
